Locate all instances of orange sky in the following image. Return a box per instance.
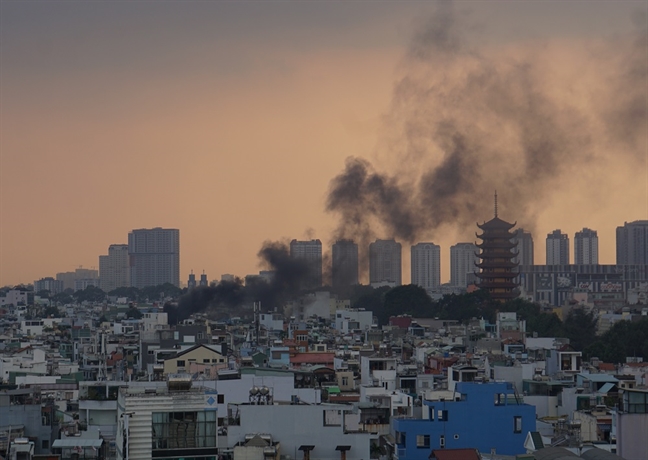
[1,1,646,287]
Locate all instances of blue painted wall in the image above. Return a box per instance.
[392,382,535,458]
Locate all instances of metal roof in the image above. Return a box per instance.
[52,439,103,448]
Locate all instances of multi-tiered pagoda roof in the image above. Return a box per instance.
[475,197,519,301]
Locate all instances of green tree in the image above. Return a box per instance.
[52,289,74,305]
[563,308,597,351]
[585,317,648,362]
[43,306,61,318]
[352,286,389,325]
[383,284,435,318]
[126,307,143,319]
[74,285,106,304]
[108,286,141,301]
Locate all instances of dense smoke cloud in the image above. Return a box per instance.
[164,280,245,324]
[165,241,312,323]
[327,1,647,249]
[248,240,311,312]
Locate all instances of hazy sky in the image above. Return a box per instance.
[1,1,646,287]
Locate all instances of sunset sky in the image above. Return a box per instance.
[1,1,646,287]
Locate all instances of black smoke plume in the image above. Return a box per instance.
[165,241,312,323]
[247,240,312,312]
[327,1,646,248]
[164,279,245,324]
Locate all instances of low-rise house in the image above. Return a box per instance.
[163,343,227,375]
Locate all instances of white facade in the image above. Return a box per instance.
[141,312,168,332]
[228,403,371,460]
[259,313,284,331]
[574,228,599,265]
[0,290,29,307]
[450,243,478,287]
[334,309,373,333]
[411,242,441,290]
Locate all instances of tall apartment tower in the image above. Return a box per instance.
[369,239,402,286]
[332,240,359,287]
[128,228,180,288]
[411,243,441,291]
[546,229,569,265]
[616,220,648,265]
[574,228,599,265]
[512,228,534,266]
[290,239,323,289]
[450,243,478,287]
[99,244,130,292]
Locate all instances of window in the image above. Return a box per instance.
[197,332,204,340]
[514,416,522,433]
[438,410,448,421]
[217,394,224,404]
[41,440,49,449]
[176,360,185,367]
[416,435,430,448]
[203,359,210,363]
[342,377,349,386]
[440,435,445,448]
[212,359,219,363]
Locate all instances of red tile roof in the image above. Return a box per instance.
[290,352,335,365]
[429,448,481,460]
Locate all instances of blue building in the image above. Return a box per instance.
[392,382,535,458]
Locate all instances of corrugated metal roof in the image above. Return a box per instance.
[597,382,616,394]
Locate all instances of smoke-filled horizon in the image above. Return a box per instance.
[326,1,647,255]
[165,240,313,323]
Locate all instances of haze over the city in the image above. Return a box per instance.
[1,0,646,287]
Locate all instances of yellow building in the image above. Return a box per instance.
[163,344,226,375]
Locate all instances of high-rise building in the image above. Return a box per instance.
[56,268,99,291]
[574,228,599,265]
[450,243,478,287]
[34,277,65,295]
[512,228,534,266]
[290,239,323,289]
[332,240,359,287]
[128,228,180,289]
[411,243,441,290]
[616,220,648,265]
[369,239,402,286]
[546,229,569,265]
[99,244,130,292]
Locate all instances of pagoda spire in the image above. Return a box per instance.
[494,190,498,218]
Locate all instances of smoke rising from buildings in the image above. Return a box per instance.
[326,1,647,250]
[166,241,312,323]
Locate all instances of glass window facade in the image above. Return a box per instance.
[152,411,217,449]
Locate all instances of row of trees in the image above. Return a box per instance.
[350,284,639,360]
[35,283,184,305]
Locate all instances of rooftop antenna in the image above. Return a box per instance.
[494,190,498,218]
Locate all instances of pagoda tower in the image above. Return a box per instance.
[475,193,519,301]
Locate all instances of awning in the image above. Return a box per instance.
[598,382,616,394]
[52,439,104,448]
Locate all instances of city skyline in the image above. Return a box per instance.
[18,221,648,289]
[1,2,646,287]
